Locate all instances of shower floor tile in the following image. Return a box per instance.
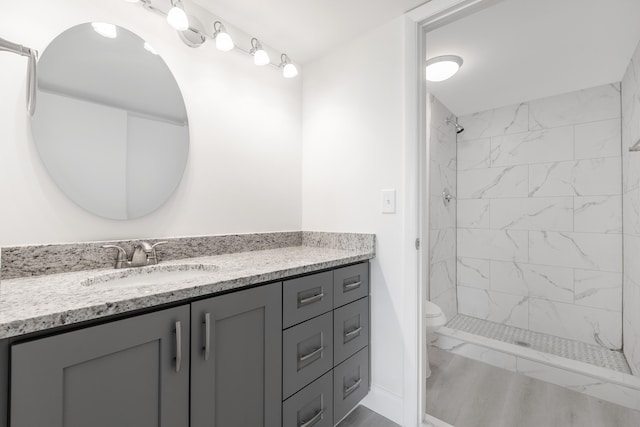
[447,314,631,374]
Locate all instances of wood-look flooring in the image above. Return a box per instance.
[336,405,400,427]
[426,346,640,427]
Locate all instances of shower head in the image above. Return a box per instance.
[446,117,464,134]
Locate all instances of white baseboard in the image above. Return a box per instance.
[423,413,455,427]
[361,384,404,425]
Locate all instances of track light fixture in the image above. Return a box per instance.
[167,0,189,31]
[279,54,298,78]
[124,1,298,78]
[250,38,270,66]
[213,21,234,52]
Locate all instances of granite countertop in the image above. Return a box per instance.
[0,245,374,340]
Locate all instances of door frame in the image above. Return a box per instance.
[407,0,505,424]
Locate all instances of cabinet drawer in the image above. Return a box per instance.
[333,347,369,425]
[283,371,333,427]
[284,271,333,328]
[334,297,369,365]
[283,312,333,399]
[333,263,369,308]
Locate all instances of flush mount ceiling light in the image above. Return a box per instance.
[91,22,118,39]
[425,55,463,82]
[250,38,270,66]
[213,21,234,52]
[279,54,298,78]
[167,0,189,31]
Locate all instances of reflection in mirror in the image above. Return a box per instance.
[31,23,189,220]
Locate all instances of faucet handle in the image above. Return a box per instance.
[151,241,168,250]
[133,241,154,252]
[102,244,129,269]
[146,241,168,265]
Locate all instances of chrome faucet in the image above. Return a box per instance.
[102,241,167,268]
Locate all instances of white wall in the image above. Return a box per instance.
[0,0,302,245]
[622,38,640,375]
[302,16,418,425]
[456,84,623,350]
[427,94,458,322]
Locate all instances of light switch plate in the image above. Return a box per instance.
[381,189,396,214]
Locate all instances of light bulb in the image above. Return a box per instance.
[215,31,234,52]
[425,55,463,82]
[250,39,270,66]
[167,4,189,31]
[283,63,298,78]
[253,49,270,66]
[92,22,117,39]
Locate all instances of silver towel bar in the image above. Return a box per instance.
[0,36,38,116]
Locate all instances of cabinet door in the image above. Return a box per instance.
[191,282,282,427]
[0,339,8,427]
[11,305,190,427]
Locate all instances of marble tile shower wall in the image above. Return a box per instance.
[456,83,623,350]
[622,40,640,375]
[429,94,458,321]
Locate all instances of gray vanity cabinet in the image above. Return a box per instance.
[282,263,371,427]
[10,305,190,427]
[6,262,369,427]
[190,282,283,427]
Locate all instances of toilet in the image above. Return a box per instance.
[424,300,446,378]
[425,300,447,333]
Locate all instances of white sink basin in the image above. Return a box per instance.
[81,264,219,288]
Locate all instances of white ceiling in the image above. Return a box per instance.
[191,0,429,63]
[426,0,640,116]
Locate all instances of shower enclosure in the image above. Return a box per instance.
[423,0,640,412]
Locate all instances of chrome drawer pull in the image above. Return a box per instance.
[344,326,362,338]
[343,281,361,291]
[299,346,324,362]
[174,321,182,373]
[299,292,324,306]
[203,313,211,361]
[344,378,362,397]
[299,409,325,427]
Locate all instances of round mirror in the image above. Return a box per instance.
[31,23,189,220]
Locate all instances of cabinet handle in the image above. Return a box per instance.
[343,281,361,291]
[344,326,362,338]
[344,378,362,397]
[299,409,325,427]
[203,313,211,361]
[299,346,324,362]
[299,292,324,306]
[175,321,182,373]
